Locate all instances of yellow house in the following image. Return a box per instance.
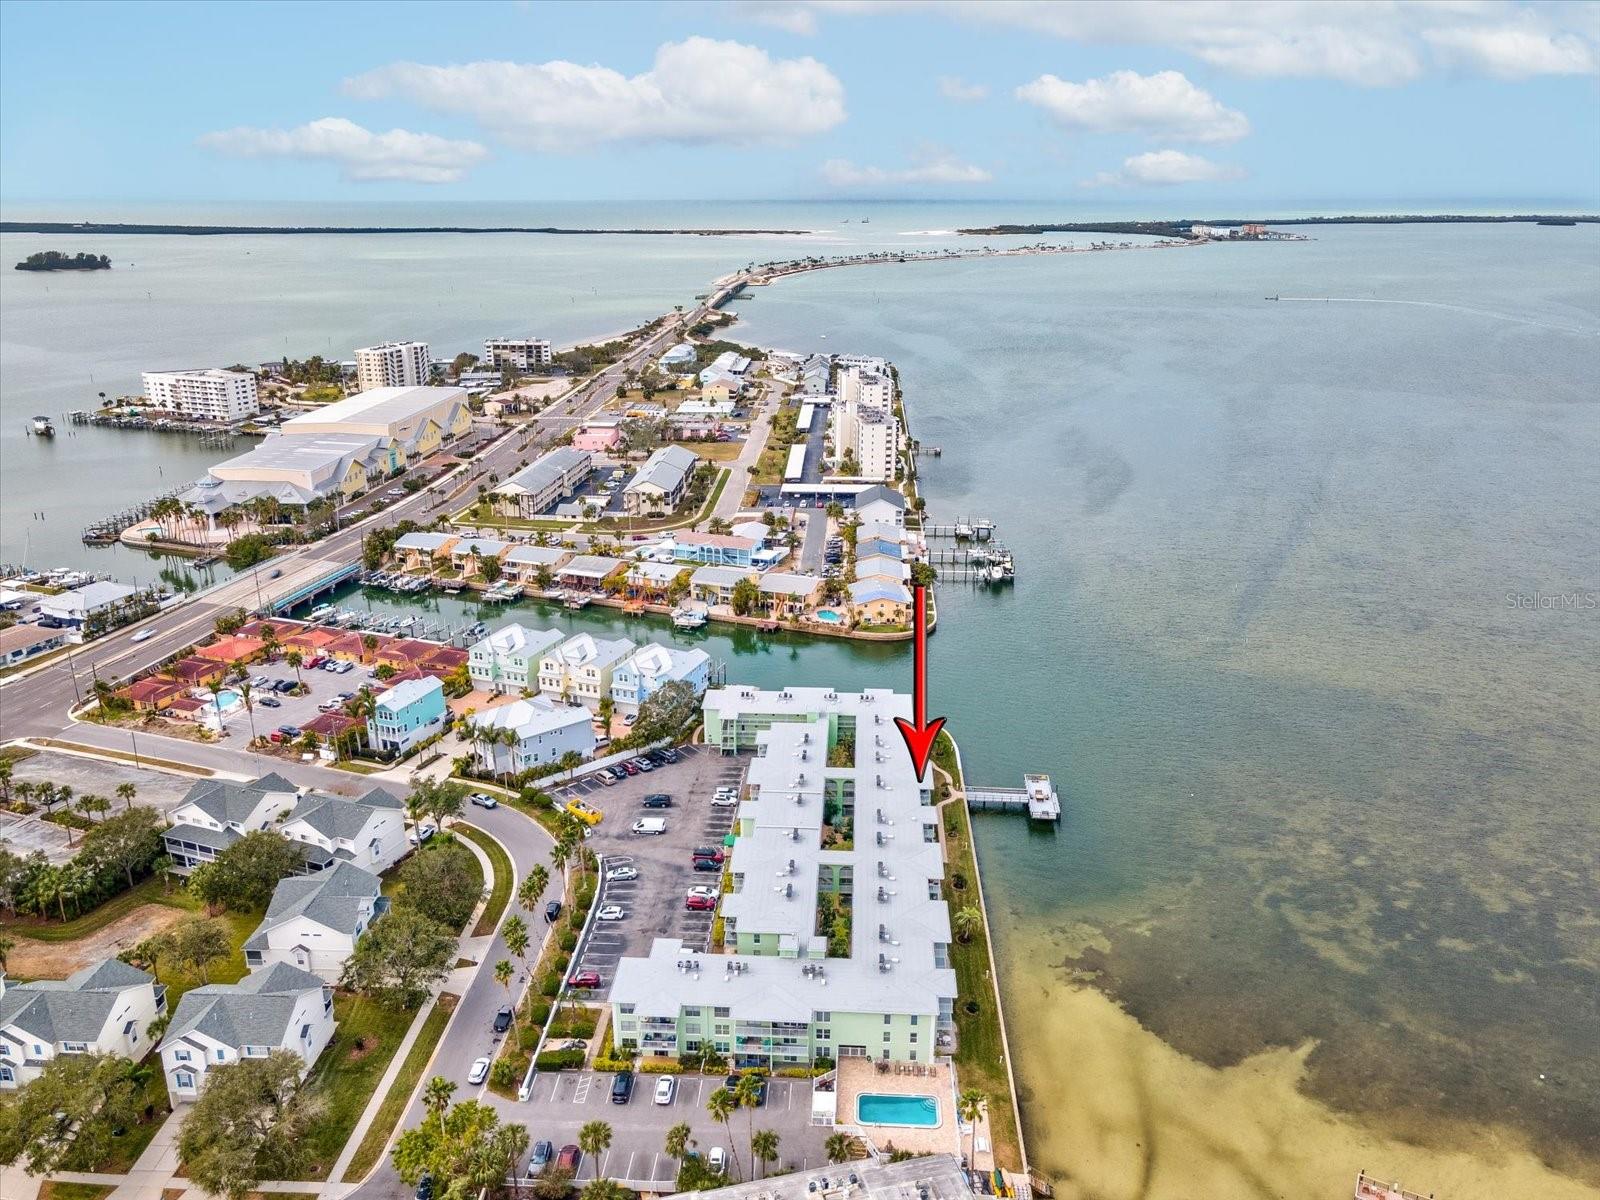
[701,379,737,404]
[848,578,912,626]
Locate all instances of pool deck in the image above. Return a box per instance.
[837,1056,961,1157]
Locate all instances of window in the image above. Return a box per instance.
[61,1041,89,1054]
[124,1021,138,1042]
[910,1015,918,1025]
[174,1049,192,1062]
[714,1006,731,1017]
[175,1071,195,1089]
[883,1014,892,1025]
[244,1045,269,1058]
[215,1048,226,1061]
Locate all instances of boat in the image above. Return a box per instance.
[30,416,55,436]
[672,602,709,629]
[563,592,592,610]
[987,563,1007,584]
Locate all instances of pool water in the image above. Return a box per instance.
[212,689,242,710]
[815,609,845,624]
[856,1093,939,1127]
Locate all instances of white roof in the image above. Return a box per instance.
[558,555,623,579]
[544,632,635,670]
[473,695,592,740]
[692,565,752,588]
[39,580,137,618]
[394,531,455,552]
[620,642,710,685]
[281,385,465,429]
[475,623,565,659]
[628,562,686,585]
[373,675,443,712]
[758,572,819,595]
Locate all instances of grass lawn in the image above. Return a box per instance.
[0,743,39,765]
[9,875,186,942]
[296,993,417,1180]
[455,823,513,936]
[35,738,214,775]
[676,439,743,462]
[38,1184,115,1200]
[939,736,1024,1172]
[341,993,458,1182]
[331,760,386,775]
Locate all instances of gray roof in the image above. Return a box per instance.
[758,571,821,595]
[245,862,381,951]
[692,565,753,588]
[0,959,153,1044]
[164,823,239,852]
[853,484,905,511]
[161,962,326,1051]
[250,772,301,795]
[180,776,293,826]
[288,793,388,840]
[499,447,590,497]
[358,786,406,811]
[627,446,699,496]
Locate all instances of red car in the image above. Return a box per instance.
[619,761,641,777]
[691,846,726,864]
[569,969,602,989]
[685,893,716,912]
[305,654,326,668]
[556,1145,582,1173]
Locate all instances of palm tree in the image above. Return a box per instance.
[578,1119,613,1180]
[494,958,514,1026]
[664,1121,693,1173]
[0,761,12,805]
[957,1088,987,1172]
[952,905,983,944]
[238,681,260,743]
[423,1075,456,1117]
[581,1182,626,1200]
[115,782,137,811]
[548,838,570,874]
[734,1074,763,1176]
[706,1088,740,1180]
[51,784,72,818]
[504,914,530,979]
[824,1132,854,1165]
[519,865,550,911]
[77,793,110,825]
[284,649,304,689]
[11,780,33,814]
[751,1129,780,1179]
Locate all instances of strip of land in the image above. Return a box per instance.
[0,221,814,236]
[959,213,1599,236]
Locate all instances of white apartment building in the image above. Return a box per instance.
[0,961,163,1088]
[141,369,260,421]
[493,447,592,519]
[483,337,552,372]
[355,341,431,392]
[831,365,900,481]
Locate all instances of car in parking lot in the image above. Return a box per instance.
[631,817,667,836]
[631,757,655,772]
[654,1075,676,1105]
[708,1147,727,1174]
[252,674,272,687]
[655,747,681,764]
[494,1006,513,1033]
[556,1145,582,1173]
[692,858,721,873]
[564,798,603,826]
[596,904,625,921]
[595,768,618,786]
[618,760,640,777]
[276,725,301,739]
[610,1071,634,1104]
[468,1056,491,1084]
[258,695,281,708]
[569,969,602,989]
[642,793,672,809]
[526,1141,554,1177]
[685,892,716,912]
[272,679,296,693]
[469,792,498,809]
[725,1072,768,1105]
[606,865,638,882]
[692,845,726,864]
[712,788,740,807]
[544,900,563,923]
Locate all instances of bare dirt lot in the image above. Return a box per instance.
[8,903,189,979]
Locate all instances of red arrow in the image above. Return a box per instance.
[894,584,946,782]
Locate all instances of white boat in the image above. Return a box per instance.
[672,603,709,629]
[31,416,55,436]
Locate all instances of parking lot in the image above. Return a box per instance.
[547,745,747,992]
[214,655,380,746]
[502,1067,829,1189]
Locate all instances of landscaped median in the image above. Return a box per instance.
[454,822,513,936]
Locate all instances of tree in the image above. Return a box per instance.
[494,958,514,1015]
[115,781,137,811]
[583,1180,628,1200]
[706,1087,741,1181]
[751,1128,780,1179]
[664,1120,693,1167]
[957,1088,987,1172]
[734,1073,763,1177]
[518,865,549,911]
[952,905,983,944]
[909,560,937,589]
[824,1133,854,1164]
[632,679,699,743]
[78,804,164,889]
[0,1052,149,1175]
[408,778,464,833]
[731,577,760,616]
[578,1119,613,1180]
[0,932,11,973]
[392,1098,528,1200]
[177,1051,324,1200]
[340,907,455,1009]
[284,649,304,688]
[188,830,302,912]
[395,839,479,930]
[169,915,231,983]
[423,1075,457,1116]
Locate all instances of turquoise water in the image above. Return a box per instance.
[212,689,240,709]
[857,1093,940,1128]
[814,609,845,624]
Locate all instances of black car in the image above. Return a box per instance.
[646,749,670,765]
[257,695,281,708]
[415,1175,434,1200]
[724,1072,767,1106]
[545,900,563,924]
[642,793,672,809]
[610,1070,634,1104]
[273,679,296,693]
[693,858,721,872]
[494,1006,513,1033]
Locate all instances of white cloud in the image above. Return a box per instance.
[938,75,989,101]
[821,154,993,187]
[733,1,820,35]
[344,38,846,152]
[1016,69,1249,143]
[1082,148,1245,187]
[1425,20,1597,79]
[198,117,487,183]
[752,1,1599,87]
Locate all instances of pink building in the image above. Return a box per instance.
[573,419,624,453]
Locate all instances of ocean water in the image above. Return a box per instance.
[3,207,1598,1196]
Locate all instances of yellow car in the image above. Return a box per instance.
[564,798,603,826]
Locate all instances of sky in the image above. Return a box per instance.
[2,0,1598,210]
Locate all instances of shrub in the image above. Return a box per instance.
[554,952,570,974]
[491,1058,518,1086]
[539,973,561,998]
[593,1055,633,1073]
[534,1049,585,1071]
[525,1001,551,1026]
[559,931,578,953]
[638,1060,683,1074]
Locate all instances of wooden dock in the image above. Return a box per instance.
[925,516,996,540]
[967,773,1061,821]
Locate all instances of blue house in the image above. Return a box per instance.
[366,676,447,756]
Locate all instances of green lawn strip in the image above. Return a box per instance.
[11,875,192,942]
[331,760,386,774]
[0,743,40,765]
[295,994,416,1180]
[455,823,513,937]
[82,1059,173,1173]
[341,993,458,1182]
[38,1183,116,1200]
[34,739,215,775]
[938,734,1024,1172]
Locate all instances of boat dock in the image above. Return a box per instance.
[967,774,1061,821]
[925,516,996,540]
[927,543,1015,584]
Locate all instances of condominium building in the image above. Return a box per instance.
[831,364,900,481]
[624,445,700,516]
[469,622,567,694]
[0,961,164,1088]
[354,341,431,392]
[141,369,259,421]
[493,447,592,519]
[609,686,957,1069]
[610,643,712,713]
[483,337,552,372]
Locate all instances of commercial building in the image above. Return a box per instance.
[355,341,431,392]
[573,419,624,453]
[660,343,697,369]
[483,337,552,372]
[191,433,391,511]
[279,385,471,459]
[468,695,596,775]
[141,369,259,421]
[493,447,592,519]
[159,963,334,1101]
[365,675,448,755]
[0,961,163,1088]
[538,632,636,709]
[610,643,712,713]
[244,863,386,981]
[469,623,566,694]
[610,687,957,1068]
[36,581,138,628]
[624,445,700,516]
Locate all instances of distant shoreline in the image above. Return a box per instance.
[0,221,815,237]
[958,214,1598,237]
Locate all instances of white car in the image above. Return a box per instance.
[130,628,155,643]
[408,823,437,845]
[711,791,740,808]
[467,1057,490,1085]
[631,818,667,836]
[607,866,639,882]
[596,904,626,922]
[708,1147,727,1173]
[654,1075,677,1105]
[687,885,718,901]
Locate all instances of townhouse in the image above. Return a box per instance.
[365,676,448,755]
[0,961,163,1088]
[243,863,386,981]
[392,531,458,572]
[758,572,824,617]
[163,774,300,874]
[503,544,574,587]
[468,623,566,694]
[690,565,753,608]
[468,696,597,775]
[278,788,408,875]
[610,643,713,713]
[538,632,636,709]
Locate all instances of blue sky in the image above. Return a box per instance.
[2,0,1597,208]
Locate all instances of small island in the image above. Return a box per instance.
[14,250,111,271]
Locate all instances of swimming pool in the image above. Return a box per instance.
[211,689,242,711]
[814,609,845,624]
[856,1093,939,1128]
